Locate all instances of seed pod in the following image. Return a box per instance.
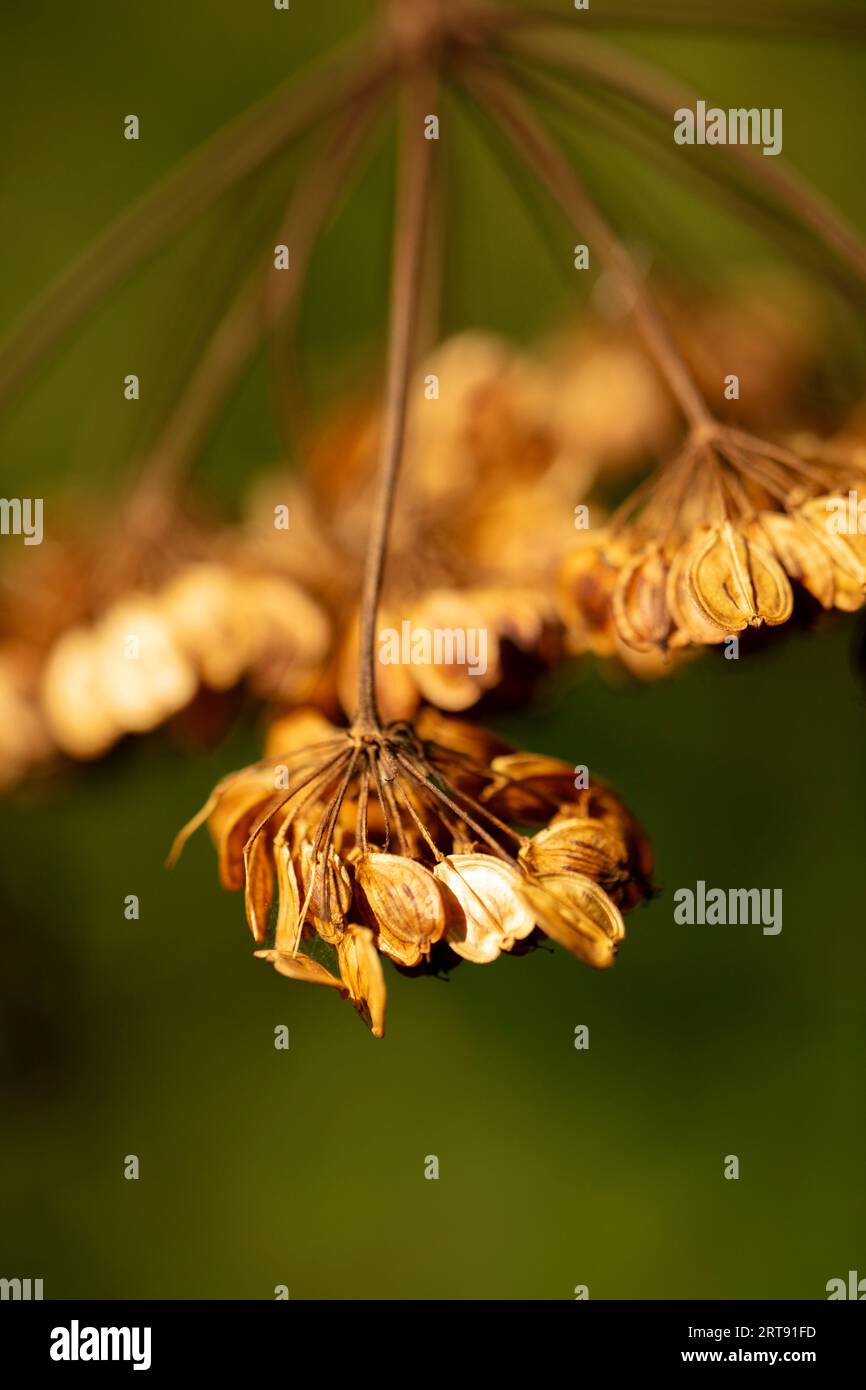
[254,948,346,992]
[521,818,629,891]
[209,769,283,890]
[749,511,835,609]
[355,853,449,966]
[559,538,626,656]
[520,872,624,968]
[612,544,672,652]
[337,924,387,1038]
[690,522,792,631]
[481,752,576,822]
[434,854,535,963]
[273,840,302,953]
[666,529,734,646]
[243,829,275,943]
[799,496,866,610]
[296,840,352,943]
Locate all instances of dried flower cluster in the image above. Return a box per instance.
[561,424,866,664]
[169,708,653,1037]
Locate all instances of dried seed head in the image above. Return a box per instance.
[171,709,651,1035]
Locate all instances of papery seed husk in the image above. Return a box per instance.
[612,545,671,652]
[274,840,302,953]
[296,840,352,944]
[355,853,450,967]
[559,541,624,656]
[481,752,575,822]
[691,522,792,630]
[666,530,734,646]
[254,948,347,991]
[337,924,387,1038]
[209,770,281,890]
[750,511,835,609]
[433,853,535,963]
[243,830,275,943]
[521,818,629,889]
[520,872,624,968]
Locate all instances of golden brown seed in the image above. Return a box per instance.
[355,853,449,967]
[434,854,536,963]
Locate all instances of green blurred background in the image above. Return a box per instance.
[2,1,865,1299]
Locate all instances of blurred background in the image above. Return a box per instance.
[1,0,865,1299]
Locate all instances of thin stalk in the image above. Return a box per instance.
[463,57,713,429]
[0,37,394,412]
[355,70,438,730]
[502,27,866,290]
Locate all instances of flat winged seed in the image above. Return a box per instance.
[666,529,733,646]
[751,512,835,609]
[481,752,575,822]
[273,841,302,953]
[433,854,535,963]
[521,818,629,889]
[209,770,279,890]
[243,830,275,943]
[296,841,352,944]
[799,496,866,606]
[253,948,347,991]
[612,545,671,652]
[559,540,624,656]
[690,522,756,629]
[520,872,624,968]
[337,925,387,1038]
[355,853,449,967]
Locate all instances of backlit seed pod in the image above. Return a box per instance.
[560,539,628,656]
[612,544,672,652]
[690,522,792,632]
[416,707,514,796]
[209,769,284,890]
[355,853,450,966]
[296,841,352,944]
[434,854,535,963]
[481,752,576,823]
[41,627,122,758]
[406,589,502,711]
[521,818,629,892]
[243,829,276,943]
[253,949,347,992]
[749,512,835,609]
[273,840,302,953]
[552,790,655,907]
[161,564,254,690]
[96,598,198,732]
[336,925,387,1038]
[520,872,624,968]
[666,529,734,647]
[242,574,332,702]
[798,496,866,609]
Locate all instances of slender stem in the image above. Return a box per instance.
[0,37,394,413]
[355,70,437,730]
[463,57,713,429]
[503,58,866,305]
[267,90,387,458]
[502,26,866,290]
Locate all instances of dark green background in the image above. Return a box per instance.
[1,1,864,1298]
